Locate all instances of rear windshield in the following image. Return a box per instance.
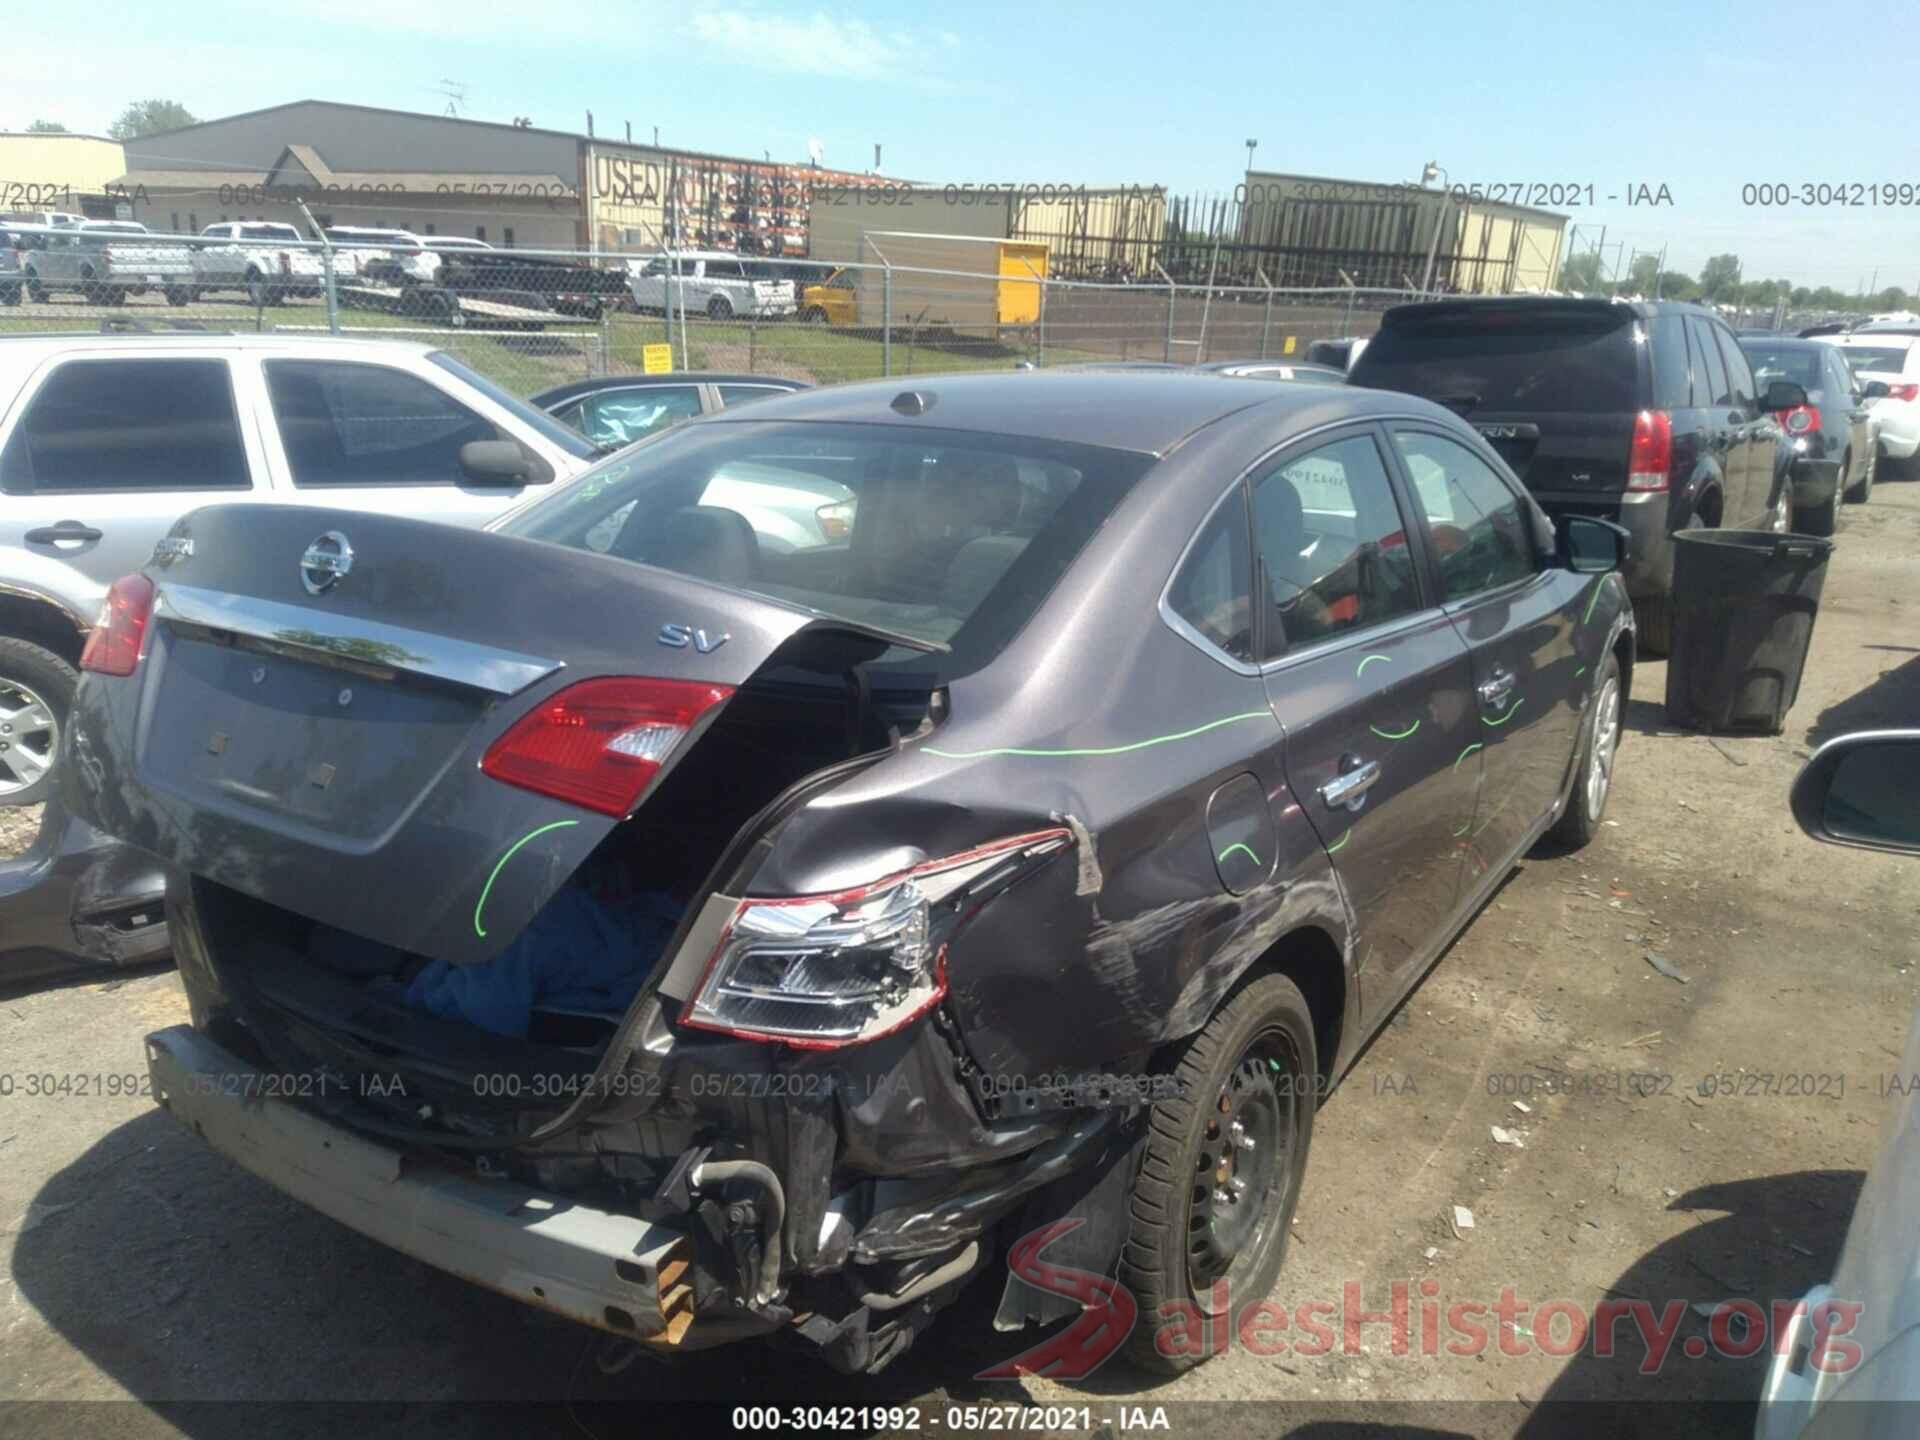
[1353,311,1639,414]
[425,352,598,461]
[1840,345,1912,374]
[501,420,1154,676]
[1740,343,1823,391]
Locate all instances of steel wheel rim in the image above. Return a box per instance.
[1586,675,1619,818]
[1187,1026,1300,1306]
[0,677,59,797]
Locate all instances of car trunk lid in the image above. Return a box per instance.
[81,503,902,966]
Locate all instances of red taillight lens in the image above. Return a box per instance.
[480,676,732,817]
[1886,382,1920,403]
[1775,405,1820,434]
[79,573,155,677]
[1626,409,1672,493]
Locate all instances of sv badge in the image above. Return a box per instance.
[658,623,730,654]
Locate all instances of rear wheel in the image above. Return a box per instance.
[0,638,76,807]
[1119,973,1315,1373]
[164,285,191,307]
[246,271,268,308]
[0,282,19,307]
[26,273,46,302]
[707,294,733,321]
[1546,653,1621,850]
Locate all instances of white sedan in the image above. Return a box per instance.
[1819,334,1920,476]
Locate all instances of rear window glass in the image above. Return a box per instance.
[1649,316,1694,409]
[1352,312,1638,414]
[1841,345,1912,374]
[503,421,1155,675]
[1741,343,1823,392]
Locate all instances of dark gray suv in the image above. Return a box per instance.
[1351,298,1796,652]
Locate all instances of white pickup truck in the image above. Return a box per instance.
[191,222,351,306]
[21,222,196,306]
[627,250,797,320]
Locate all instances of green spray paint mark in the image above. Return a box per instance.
[1370,718,1421,741]
[1583,579,1604,627]
[473,819,581,938]
[1573,665,1587,678]
[1325,828,1352,855]
[1453,742,1483,771]
[923,710,1271,761]
[1481,697,1525,727]
[1452,818,1473,837]
[1217,842,1261,866]
[1356,653,1393,677]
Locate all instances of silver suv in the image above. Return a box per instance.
[0,332,600,803]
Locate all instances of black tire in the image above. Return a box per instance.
[0,282,19,307]
[26,273,46,302]
[1845,448,1873,505]
[1546,652,1622,850]
[707,294,733,321]
[106,288,127,307]
[1119,973,1316,1374]
[164,286,191,307]
[0,637,77,808]
[246,272,269,308]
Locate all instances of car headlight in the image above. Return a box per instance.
[681,829,1071,1047]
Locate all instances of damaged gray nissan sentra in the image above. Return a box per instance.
[58,371,1633,1375]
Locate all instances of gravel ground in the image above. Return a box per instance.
[0,804,41,861]
[3,484,1918,1437]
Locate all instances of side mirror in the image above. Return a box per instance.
[1761,379,1808,412]
[458,439,550,486]
[1861,380,1891,401]
[1790,732,1920,855]
[1559,514,1629,574]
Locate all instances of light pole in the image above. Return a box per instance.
[1418,160,1450,297]
[1245,138,1258,176]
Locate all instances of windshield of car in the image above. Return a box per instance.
[1840,344,1912,374]
[501,420,1154,675]
[240,225,299,242]
[425,352,599,461]
[1353,311,1638,414]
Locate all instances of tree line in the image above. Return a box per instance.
[1560,248,1911,315]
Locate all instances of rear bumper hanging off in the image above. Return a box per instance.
[144,1024,698,1342]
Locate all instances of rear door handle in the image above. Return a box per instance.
[1319,759,1380,810]
[25,521,104,544]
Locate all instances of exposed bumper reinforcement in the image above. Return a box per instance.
[144,1024,695,1341]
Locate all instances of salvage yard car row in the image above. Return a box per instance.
[0,293,1911,1425]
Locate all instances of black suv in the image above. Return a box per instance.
[1350,298,1796,651]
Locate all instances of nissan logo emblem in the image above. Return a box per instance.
[300,531,354,595]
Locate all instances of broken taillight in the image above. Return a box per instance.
[682,829,1071,1048]
[480,676,731,817]
[79,573,155,677]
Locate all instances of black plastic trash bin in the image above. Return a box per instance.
[1664,530,1833,735]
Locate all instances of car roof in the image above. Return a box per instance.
[1826,333,1915,349]
[530,372,810,405]
[0,332,441,359]
[1376,295,1715,330]
[687,369,1452,456]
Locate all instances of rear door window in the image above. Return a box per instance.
[0,358,250,495]
[1252,431,1421,658]
[1715,326,1757,410]
[1169,489,1254,664]
[264,360,503,487]
[1391,430,1537,601]
[1351,311,1638,414]
[717,384,788,408]
[1688,318,1731,406]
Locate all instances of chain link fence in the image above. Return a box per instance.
[1,229,1424,398]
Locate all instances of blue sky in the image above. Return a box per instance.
[9,0,1919,290]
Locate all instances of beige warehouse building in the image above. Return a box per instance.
[0,132,129,218]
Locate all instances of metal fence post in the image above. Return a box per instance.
[1035,269,1048,368]
[296,200,338,335]
[882,260,893,377]
[1153,262,1176,362]
[1257,267,1274,359]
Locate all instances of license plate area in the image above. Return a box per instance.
[143,635,482,842]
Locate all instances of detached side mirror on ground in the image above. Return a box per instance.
[1558,514,1630,574]
[1762,379,1810,413]
[1790,730,1920,854]
[459,440,550,486]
